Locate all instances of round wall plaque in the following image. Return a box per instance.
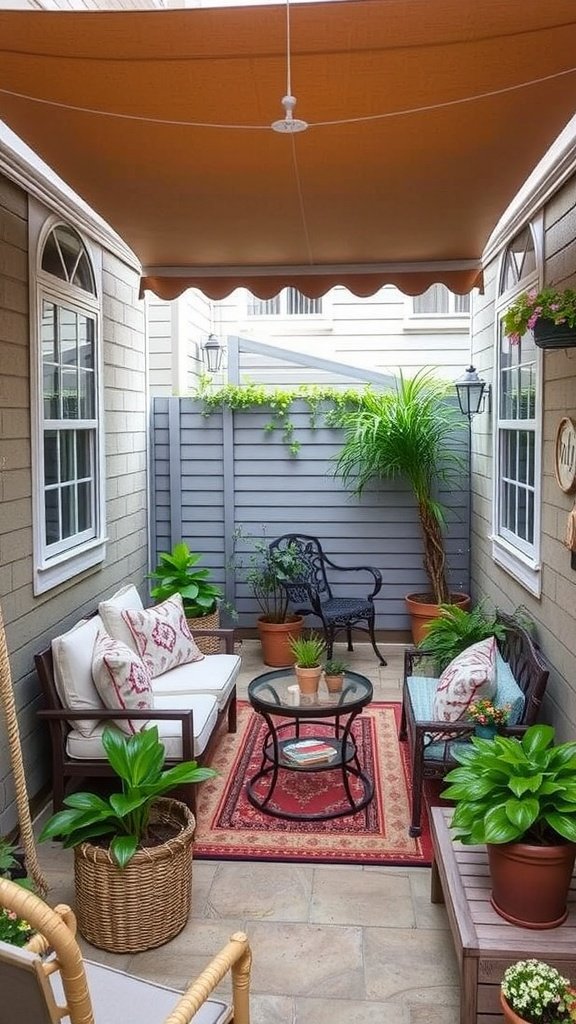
[554,416,576,494]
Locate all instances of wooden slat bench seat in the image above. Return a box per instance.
[430,806,576,1024]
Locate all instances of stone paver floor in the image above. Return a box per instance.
[35,641,460,1024]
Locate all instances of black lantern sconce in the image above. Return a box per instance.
[203,333,224,373]
[455,365,491,421]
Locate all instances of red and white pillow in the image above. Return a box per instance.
[121,593,204,678]
[91,631,153,735]
[432,636,497,723]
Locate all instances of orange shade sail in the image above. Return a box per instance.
[1,1,576,299]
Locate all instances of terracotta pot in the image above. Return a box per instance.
[405,592,471,645]
[488,840,576,929]
[324,673,344,694]
[257,615,303,667]
[500,992,529,1024]
[295,665,322,694]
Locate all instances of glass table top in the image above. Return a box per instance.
[248,668,373,714]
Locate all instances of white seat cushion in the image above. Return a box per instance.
[51,960,231,1024]
[51,616,105,737]
[66,693,218,759]
[98,584,145,652]
[152,654,240,710]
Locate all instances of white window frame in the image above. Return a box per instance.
[403,284,471,333]
[30,203,106,595]
[246,287,326,318]
[491,215,543,597]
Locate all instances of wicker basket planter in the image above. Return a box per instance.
[74,797,195,953]
[187,607,220,654]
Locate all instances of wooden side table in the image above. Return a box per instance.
[430,806,576,1024]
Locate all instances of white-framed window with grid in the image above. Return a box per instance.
[31,209,106,595]
[492,219,542,596]
[247,287,323,316]
[412,284,470,315]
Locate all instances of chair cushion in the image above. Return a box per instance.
[66,693,218,760]
[495,650,526,725]
[122,594,205,678]
[51,616,105,737]
[321,598,373,621]
[91,630,153,735]
[153,654,241,710]
[50,960,231,1024]
[432,636,497,723]
[98,584,145,652]
[406,676,472,763]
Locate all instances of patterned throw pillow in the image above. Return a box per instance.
[121,593,205,678]
[432,636,497,723]
[91,631,153,735]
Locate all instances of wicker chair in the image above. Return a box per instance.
[398,611,549,837]
[269,533,387,665]
[0,877,251,1024]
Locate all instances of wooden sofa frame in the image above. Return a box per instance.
[398,611,549,837]
[35,628,237,815]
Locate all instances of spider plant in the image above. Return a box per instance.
[334,370,466,604]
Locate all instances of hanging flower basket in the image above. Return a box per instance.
[503,287,576,349]
[533,319,576,349]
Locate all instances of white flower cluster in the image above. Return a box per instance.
[502,959,574,1022]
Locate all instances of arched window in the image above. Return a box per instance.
[493,219,542,596]
[33,219,104,594]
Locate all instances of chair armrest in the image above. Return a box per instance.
[414,719,475,739]
[189,628,235,654]
[37,709,196,760]
[321,557,383,599]
[404,649,438,680]
[163,932,252,1024]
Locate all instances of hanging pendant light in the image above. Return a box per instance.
[271,1,308,135]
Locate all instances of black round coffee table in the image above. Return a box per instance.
[246,668,374,821]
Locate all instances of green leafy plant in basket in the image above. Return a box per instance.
[39,726,216,867]
[148,541,222,619]
[418,603,506,673]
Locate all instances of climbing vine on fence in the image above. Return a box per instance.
[193,376,373,454]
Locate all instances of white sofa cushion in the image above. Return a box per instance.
[98,584,145,652]
[66,693,219,760]
[51,616,105,737]
[152,654,241,711]
[122,594,204,677]
[92,630,153,735]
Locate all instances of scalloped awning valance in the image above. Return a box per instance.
[1,1,576,300]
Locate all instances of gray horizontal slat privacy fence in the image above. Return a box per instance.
[151,339,470,633]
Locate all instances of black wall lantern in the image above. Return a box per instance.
[203,333,224,373]
[455,365,491,420]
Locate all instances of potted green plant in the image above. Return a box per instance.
[148,541,222,653]
[39,725,216,953]
[288,632,327,693]
[0,839,33,947]
[417,603,506,673]
[500,959,576,1024]
[443,724,576,929]
[323,657,348,694]
[334,369,468,643]
[467,698,511,739]
[244,537,305,667]
[503,287,576,349]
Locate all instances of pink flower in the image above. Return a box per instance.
[510,332,521,346]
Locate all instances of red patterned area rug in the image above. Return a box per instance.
[194,702,433,866]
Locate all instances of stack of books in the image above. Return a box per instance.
[282,739,338,766]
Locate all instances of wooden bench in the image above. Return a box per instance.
[430,807,576,1024]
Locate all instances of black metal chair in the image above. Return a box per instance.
[269,533,387,665]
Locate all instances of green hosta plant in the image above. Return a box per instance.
[148,542,221,618]
[443,724,576,846]
[39,727,216,868]
[289,632,327,667]
[418,603,506,673]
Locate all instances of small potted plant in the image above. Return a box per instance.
[289,632,327,694]
[500,958,576,1024]
[148,541,222,653]
[503,287,576,349]
[0,839,33,948]
[467,698,511,739]
[39,725,216,953]
[323,657,348,694]
[443,724,576,929]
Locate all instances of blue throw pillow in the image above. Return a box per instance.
[495,651,525,725]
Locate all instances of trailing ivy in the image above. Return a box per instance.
[193,375,370,455]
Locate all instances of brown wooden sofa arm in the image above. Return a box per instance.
[37,707,196,760]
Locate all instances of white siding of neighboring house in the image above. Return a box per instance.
[470,172,576,742]
[147,284,472,395]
